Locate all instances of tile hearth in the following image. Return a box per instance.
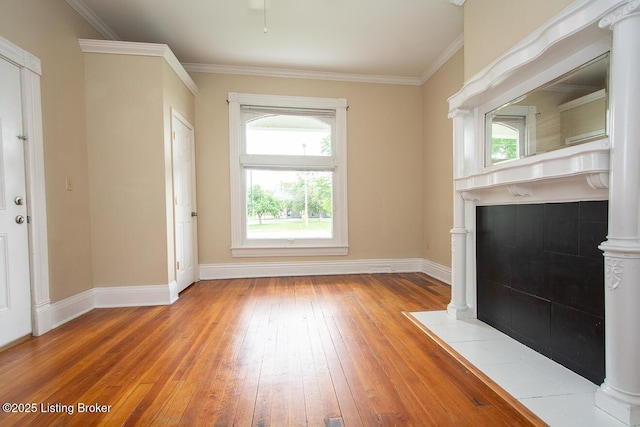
[409,310,624,427]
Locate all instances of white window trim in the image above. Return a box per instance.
[485,105,537,166]
[228,92,349,257]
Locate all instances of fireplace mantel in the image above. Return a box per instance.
[448,0,617,204]
[447,1,640,425]
[456,139,610,205]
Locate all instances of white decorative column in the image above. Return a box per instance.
[448,109,472,319]
[596,2,640,425]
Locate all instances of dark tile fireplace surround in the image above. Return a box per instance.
[476,201,608,384]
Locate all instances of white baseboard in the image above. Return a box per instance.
[46,260,450,332]
[49,282,178,329]
[94,281,178,308]
[420,259,452,285]
[199,257,452,284]
[198,258,422,280]
[50,289,95,329]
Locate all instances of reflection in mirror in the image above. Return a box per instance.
[486,52,609,166]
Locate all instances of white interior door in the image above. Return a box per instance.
[0,57,32,347]
[172,111,197,293]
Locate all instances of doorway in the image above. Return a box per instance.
[0,56,31,347]
[172,109,197,293]
[0,35,51,344]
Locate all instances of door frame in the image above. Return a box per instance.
[0,36,51,336]
[171,108,198,289]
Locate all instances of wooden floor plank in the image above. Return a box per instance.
[330,276,454,426]
[231,299,274,426]
[0,273,544,426]
[363,274,525,426]
[297,277,342,425]
[208,279,265,425]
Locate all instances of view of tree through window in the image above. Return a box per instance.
[491,122,519,162]
[244,114,334,240]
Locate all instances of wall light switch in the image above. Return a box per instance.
[65,177,73,191]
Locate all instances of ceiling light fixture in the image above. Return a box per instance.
[248,0,269,33]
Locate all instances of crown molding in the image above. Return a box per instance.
[183,62,422,86]
[67,0,460,88]
[78,39,198,95]
[420,33,464,84]
[79,39,166,57]
[65,0,120,41]
[66,0,455,88]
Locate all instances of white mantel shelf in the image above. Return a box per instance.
[456,139,610,201]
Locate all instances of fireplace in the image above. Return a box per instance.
[446,1,640,425]
[476,201,607,385]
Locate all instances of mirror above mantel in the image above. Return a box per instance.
[486,52,609,167]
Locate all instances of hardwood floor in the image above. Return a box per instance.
[0,273,543,426]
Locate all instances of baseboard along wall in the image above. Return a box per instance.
[48,258,451,330]
[49,281,178,329]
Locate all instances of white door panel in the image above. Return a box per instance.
[0,56,32,347]
[0,234,9,310]
[172,112,196,293]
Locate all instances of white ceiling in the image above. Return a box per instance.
[68,0,464,84]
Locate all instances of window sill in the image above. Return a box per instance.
[231,245,349,258]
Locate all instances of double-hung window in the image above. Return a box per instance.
[228,92,348,257]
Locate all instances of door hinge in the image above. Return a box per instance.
[176,261,180,270]
[17,134,28,141]
[173,131,176,140]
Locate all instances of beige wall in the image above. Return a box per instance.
[421,49,464,267]
[85,54,168,286]
[84,54,195,287]
[192,73,424,264]
[463,0,573,80]
[0,0,102,301]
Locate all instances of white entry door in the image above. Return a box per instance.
[0,57,32,347]
[172,111,197,293]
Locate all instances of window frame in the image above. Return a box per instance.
[228,92,349,257]
[485,105,537,166]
